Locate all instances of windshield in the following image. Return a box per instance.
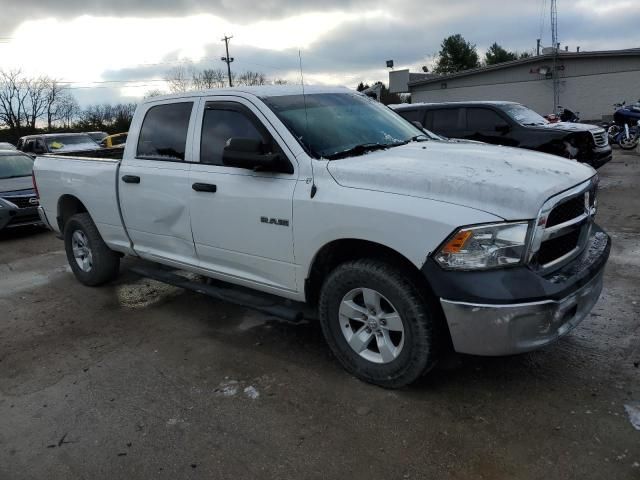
[262,93,427,159]
[501,104,548,126]
[45,135,99,151]
[0,154,34,179]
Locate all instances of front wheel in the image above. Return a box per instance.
[64,213,120,286]
[619,131,639,150]
[318,259,441,388]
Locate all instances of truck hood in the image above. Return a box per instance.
[326,142,595,220]
[532,122,604,134]
[0,175,33,195]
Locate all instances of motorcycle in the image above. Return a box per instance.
[602,100,640,150]
[545,106,580,124]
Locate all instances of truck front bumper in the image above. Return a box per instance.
[423,226,610,356]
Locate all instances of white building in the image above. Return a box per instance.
[390,48,640,121]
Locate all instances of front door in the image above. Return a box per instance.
[119,100,198,265]
[189,98,298,293]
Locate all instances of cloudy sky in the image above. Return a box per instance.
[0,0,638,105]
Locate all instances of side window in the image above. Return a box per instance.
[397,109,424,123]
[467,108,506,131]
[24,140,35,153]
[137,102,193,161]
[431,109,460,133]
[200,106,267,166]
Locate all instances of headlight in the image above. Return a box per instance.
[435,222,530,270]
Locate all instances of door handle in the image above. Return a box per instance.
[122,175,140,184]
[192,183,217,193]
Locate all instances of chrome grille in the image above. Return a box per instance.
[528,179,597,272]
[591,130,608,148]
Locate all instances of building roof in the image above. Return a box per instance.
[408,48,640,88]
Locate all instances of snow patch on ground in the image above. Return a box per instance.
[624,404,640,430]
[244,386,260,400]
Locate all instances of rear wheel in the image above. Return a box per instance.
[64,213,120,286]
[318,259,440,388]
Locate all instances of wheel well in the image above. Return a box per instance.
[305,239,432,306]
[57,195,88,233]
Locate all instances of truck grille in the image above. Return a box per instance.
[537,229,581,265]
[529,180,597,271]
[591,130,608,147]
[546,195,584,227]
[2,195,38,209]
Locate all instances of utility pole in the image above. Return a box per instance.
[550,0,560,113]
[221,35,234,87]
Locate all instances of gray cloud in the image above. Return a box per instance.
[3,0,638,103]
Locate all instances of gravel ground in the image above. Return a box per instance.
[0,149,639,479]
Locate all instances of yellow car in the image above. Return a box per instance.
[100,133,128,148]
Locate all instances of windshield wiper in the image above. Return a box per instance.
[324,143,393,160]
[1,174,31,179]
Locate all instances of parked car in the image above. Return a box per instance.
[33,87,609,388]
[0,142,17,150]
[0,151,41,230]
[17,133,100,155]
[86,131,109,143]
[391,101,612,169]
[100,132,128,148]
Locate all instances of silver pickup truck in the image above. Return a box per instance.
[33,86,610,387]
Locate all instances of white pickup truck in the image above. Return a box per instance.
[33,86,610,387]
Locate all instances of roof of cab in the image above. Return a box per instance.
[141,85,354,104]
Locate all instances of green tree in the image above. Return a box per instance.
[484,42,518,65]
[433,34,480,74]
[356,82,370,92]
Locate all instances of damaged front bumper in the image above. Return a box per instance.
[423,226,610,356]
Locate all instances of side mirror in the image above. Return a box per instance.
[411,120,424,130]
[222,138,291,173]
[33,146,46,154]
[495,124,511,134]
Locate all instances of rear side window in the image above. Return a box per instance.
[467,108,506,131]
[430,109,460,132]
[396,109,424,123]
[200,107,267,166]
[137,102,193,161]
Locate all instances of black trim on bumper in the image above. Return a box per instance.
[578,145,612,169]
[422,224,610,305]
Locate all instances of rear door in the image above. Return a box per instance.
[118,99,199,265]
[426,108,464,138]
[188,97,298,293]
[464,107,518,146]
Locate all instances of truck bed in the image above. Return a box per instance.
[34,149,132,254]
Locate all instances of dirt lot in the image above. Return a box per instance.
[1,150,639,480]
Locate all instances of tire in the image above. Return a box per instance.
[64,213,120,286]
[619,134,639,150]
[318,259,441,388]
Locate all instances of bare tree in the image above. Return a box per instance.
[143,89,164,99]
[165,66,192,93]
[192,68,226,89]
[273,78,288,85]
[237,71,266,86]
[0,70,57,135]
[44,80,68,130]
[56,95,80,129]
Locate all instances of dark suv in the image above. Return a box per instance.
[392,101,612,168]
[0,151,41,231]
